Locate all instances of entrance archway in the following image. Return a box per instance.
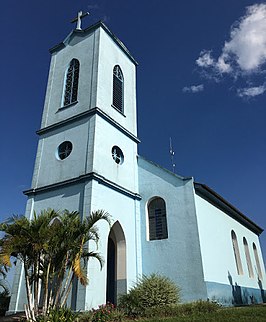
[106,221,127,304]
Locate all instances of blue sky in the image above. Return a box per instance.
[0,0,266,279]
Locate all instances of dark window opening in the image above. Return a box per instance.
[64,59,80,106]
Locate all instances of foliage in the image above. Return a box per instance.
[142,305,266,322]
[177,300,221,315]
[90,303,125,322]
[0,258,10,293]
[0,289,10,316]
[0,258,10,316]
[0,209,111,321]
[35,307,79,322]
[118,273,181,317]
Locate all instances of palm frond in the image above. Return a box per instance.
[82,251,104,270]
[86,210,111,230]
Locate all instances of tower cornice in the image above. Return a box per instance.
[36,107,141,143]
[24,171,141,201]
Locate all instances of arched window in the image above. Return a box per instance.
[243,237,254,278]
[112,65,124,112]
[253,243,263,279]
[63,59,80,106]
[148,197,168,241]
[231,230,243,275]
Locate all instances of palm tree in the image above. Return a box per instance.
[0,208,111,321]
[0,210,59,320]
[42,209,111,311]
[0,261,9,293]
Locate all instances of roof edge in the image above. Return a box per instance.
[194,182,263,235]
[138,155,192,181]
[49,21,138,65]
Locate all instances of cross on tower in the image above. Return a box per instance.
[71,11,89,30]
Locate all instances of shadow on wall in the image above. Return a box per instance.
[228,271,243,305]
[258,277,266,303]
[228,271,265,305]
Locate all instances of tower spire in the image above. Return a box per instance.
[71,11,89,30]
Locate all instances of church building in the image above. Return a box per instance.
[9,18,266,312]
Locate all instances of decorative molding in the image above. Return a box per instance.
[24,171,141,201]
[37,107,140,143]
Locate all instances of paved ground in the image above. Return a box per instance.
[0,313,25,321]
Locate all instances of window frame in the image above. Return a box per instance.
[231,230,243,275]
[62,58,80,107]
[253,242,263,280]
[112,65,124,113]
[147,197,168,241]
[243,237,254,278]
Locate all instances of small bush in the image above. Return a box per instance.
[177,300,220,315]
[0,290,10,316]
[143,305,181,318]
[137,300,220,319]
[118,273,181,317]
[89,303,124,322]
[36,307,79,322]
[77,310,94,322]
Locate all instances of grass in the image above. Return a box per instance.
[141,305,266,322]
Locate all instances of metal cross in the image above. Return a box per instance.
[71,11,89,30]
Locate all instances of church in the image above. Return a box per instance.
[9,17,266,312]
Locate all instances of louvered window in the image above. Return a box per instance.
[63,59,80,106]
[112,65,123,112]
[148,198,168,240]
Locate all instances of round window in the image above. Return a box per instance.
[111,146,124,164]
[57,141,73,160]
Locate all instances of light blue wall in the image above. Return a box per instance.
[138,156,207,302]
[32,116,95,188]
[41,29,100,129]
[205,281,265,305]
[195,193,266,303]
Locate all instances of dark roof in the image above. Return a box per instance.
[194,182,263,235]
[49,21,138,65]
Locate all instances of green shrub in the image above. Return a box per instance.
[89,303,124,322]
[143,304,181,318]
[36,307,79,322]
[77,311,93,322]
[135,300,220,319]
[118,273,181,317]
[177,300,220,315]
[0,290,10,316]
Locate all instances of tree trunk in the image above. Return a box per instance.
[42,259,51,316]
[59,265,73,305]
[60,273,75,308]
[24,264,36,321]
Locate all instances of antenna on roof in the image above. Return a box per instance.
[169,137,176,173]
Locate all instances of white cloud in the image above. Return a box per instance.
[237,84,266,97]
[196,51,214,68]
[182,84,204,93]
[196,4,266,76]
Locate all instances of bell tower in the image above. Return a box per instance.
[9,17,142,312]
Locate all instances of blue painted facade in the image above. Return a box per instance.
[8,21,266,313]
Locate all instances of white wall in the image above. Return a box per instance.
[97,27,137,136]
[84,180,141,309]
[195,194,266,289]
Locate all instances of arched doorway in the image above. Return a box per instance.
[106,221,127,304]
